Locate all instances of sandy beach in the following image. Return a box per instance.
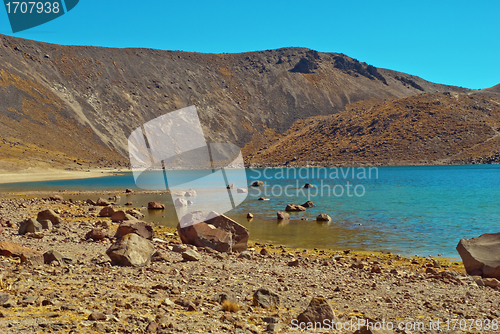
[0,168,129,185]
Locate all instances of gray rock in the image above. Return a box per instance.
[238,250,252,260]
[182,249,201,261]
[251,181,264,187]
[184,190,197,197]
[285,204,306,212]
[18,218,42,235]
[96,198,111,206]
[277,212,290,220]
[43,250,72,265]
[39,219,52,230]
[177,211,249,253]
[253,287,279,309]
[174,198,188,207]
[115,221,154,240]
[37,209,65,227]
[125,209,145,220]
[106,233,155,267]
[237,188,248,193]
[302,200,315,208]
[297,296,336,325]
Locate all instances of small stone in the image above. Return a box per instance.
[247,213,254,219]
[182,249,201,262]
[88,312,106,321]
[253,288,279,309]
[146,321,158,332]
[238,251,252,260]
[251,181,264,187]
[85,228,106,241]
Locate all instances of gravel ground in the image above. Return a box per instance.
[0,193,497,334]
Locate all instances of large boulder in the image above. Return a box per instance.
[18,218,42,235]
[37,209,65,227]
[285,204,306,212]
[457,233,500,278]
[106,233,155,267]
[297,297,336,325]
[0,242,44,266]
[177,211,249,252]
[115,221,154,240]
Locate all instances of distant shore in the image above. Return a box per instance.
[0,167,130,185]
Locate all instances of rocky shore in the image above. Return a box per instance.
[0,193,497,333]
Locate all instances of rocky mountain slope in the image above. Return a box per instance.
[0,34,476,171]
[247,92,500,167]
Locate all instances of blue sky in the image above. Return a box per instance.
[0,0,498,89]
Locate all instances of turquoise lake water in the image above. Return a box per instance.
[3,164,500,258]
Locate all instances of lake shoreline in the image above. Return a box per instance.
[1,195,496,334]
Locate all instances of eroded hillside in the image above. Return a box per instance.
[0,34,474,171]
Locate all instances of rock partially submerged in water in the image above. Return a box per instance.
[316,214,331,222]
[277,212,290,220]
[177,211,249,253]
[285,204,306,212]
[457,232,500,278]
[148,202,165,209]
[251,181,264,187]
[302,200,315,208]
[174,198,188,207]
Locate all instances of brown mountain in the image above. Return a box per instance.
[0,34,474,171]
[247,92,500,167]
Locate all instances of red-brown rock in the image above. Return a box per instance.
[98,206,115,217]
[177,211,249,253]
[148,202,165,210]
[115,221,154,240]
[0,242,44,266]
